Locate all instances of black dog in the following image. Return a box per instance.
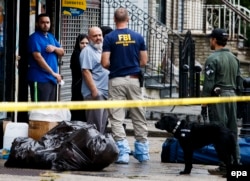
[155,115,238,175]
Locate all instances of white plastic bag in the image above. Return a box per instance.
[29,109,71,122]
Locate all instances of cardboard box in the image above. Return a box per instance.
[28,121,58,141]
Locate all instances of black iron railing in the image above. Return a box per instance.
[101,0,201,98]
[102,0,181,97]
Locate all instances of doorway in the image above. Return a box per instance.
[18,0,61,122]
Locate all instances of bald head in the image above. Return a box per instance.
[114,8,129,23]
[88,26,102,37]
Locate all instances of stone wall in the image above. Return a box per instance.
[192,34,211,65]
[168,34,210,68]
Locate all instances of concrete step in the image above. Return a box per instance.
[161,92,179,98]
[106,118,169,137]
[145,106,202,121]
[144,83,177,99]
[106,106,202,137]
[144,73,164,87]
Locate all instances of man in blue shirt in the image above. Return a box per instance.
[28,13,64,101]
[80,27,109,134]
[101,8,149,164]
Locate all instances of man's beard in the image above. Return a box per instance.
[90,41,102,51]
[210,44,215,50]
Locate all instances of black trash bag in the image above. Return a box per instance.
[4,137,55,169]
[41,120,88,144]
[5,121,89,169]
[52,123,119,171]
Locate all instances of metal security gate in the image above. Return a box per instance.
[59,0,101,101]
[179,30,201,98]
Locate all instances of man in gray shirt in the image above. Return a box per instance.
[80,27,109,133]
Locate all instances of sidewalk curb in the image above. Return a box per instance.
[106,127,170,137]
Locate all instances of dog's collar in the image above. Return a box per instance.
[172,120,182,133]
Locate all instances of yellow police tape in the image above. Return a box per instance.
[0,96,250,112]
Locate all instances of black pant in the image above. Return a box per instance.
[29,81,56,102]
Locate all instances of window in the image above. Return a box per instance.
[156,0,166,24]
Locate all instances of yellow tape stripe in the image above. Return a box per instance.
[0,96,250,112]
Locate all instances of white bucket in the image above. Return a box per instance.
[3,122,29,150]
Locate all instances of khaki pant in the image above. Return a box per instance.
[108,77,148,142]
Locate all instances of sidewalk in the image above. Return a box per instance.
[0,136,225,181]
[0,105,227,181]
